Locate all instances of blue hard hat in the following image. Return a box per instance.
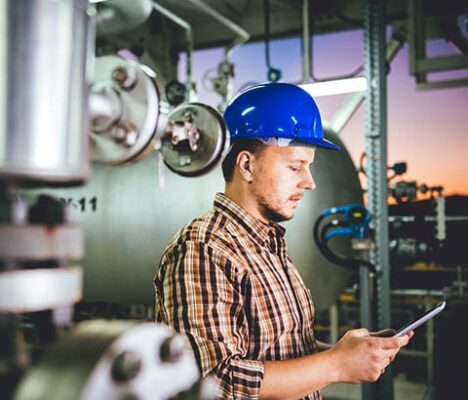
[224,82,341,151]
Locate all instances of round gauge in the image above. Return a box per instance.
[348,206,368,225]
[160,103,229,177]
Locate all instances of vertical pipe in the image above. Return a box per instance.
[152,3,194,100]
[329,303,339,344]
[302,0,311,83]
[360,265,374,400]
[426,298,435,399]
[0,0,92,185]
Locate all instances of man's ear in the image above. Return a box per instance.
[236,151,255,183]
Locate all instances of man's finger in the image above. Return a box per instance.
[351,328,370,338]
[370,329,396,338]
[378,337,409,350]
[379,348,399,360]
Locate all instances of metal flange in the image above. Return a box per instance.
[160,102,229,177]
[0,265,83,313]
[90,55,168,165]
[14,321,205,400]
[0,225,84,260]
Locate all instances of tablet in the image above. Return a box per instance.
[393,301,446,337]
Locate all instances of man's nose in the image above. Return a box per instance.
[301,169,316,191]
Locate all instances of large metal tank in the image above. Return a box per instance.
[0,0,93,185]
[36,132,361,312]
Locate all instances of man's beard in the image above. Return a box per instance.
[264,207,291,222]
[257,197,293,222]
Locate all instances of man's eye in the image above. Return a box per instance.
[289,166,299,172]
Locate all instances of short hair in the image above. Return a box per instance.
[221,139,266,182]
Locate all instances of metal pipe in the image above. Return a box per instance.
[96,0,153,36]
[302,0,312,83]
[152,3,194,100]
[329,303,339,344]
[0,0,92,185]
[328,29,406,135]
[186,0,249,106]
[426,297,435,398]
[89,90,122,133]
[186,0,250,52]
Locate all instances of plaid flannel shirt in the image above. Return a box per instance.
[154,193,321,399]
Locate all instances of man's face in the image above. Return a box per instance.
[251,145,316,222]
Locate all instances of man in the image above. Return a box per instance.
[154,83,412,399]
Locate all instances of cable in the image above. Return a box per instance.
[263,0,272,70]
[358,152,367,176]
[319,221,358,270]
[313,214,376,272]
[308,4,364,82]
[201,68,218,92]
[263,0,281,81]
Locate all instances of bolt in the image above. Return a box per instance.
[159,335,186,363]
[111,351,142,382]
[112,126,128,143]
[125,131,138,147]
[112,66,138,90]
[11,199,28,225]
[112,67,128,86]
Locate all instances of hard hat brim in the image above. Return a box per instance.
[295,137,342,151]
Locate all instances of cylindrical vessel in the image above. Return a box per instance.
[40,132,362,312]
[0,0,93,185]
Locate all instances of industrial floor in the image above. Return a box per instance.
[322,374,427,400]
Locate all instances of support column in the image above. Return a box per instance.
[363,0,393,399]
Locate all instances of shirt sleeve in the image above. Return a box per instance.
[154,240,264,399]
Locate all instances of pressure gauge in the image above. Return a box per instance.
[160,103,229,177]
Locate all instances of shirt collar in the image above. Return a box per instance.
[213,192,286,244]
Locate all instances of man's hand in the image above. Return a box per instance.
[259,328,413,399]
[328,328,413,383]
[316,340,334,351]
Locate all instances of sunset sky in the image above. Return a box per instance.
[181,29,468,196]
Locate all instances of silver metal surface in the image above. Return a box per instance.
[90,56,168,165]
[37,130,361,311]
[89,88,122,133]
[436,196,446,241]
[95,0,153,36]
[0,0,93,184]
[0,266,83,313]
[0,225,84,260]
[329,303,339,344]
[14,321,200,400]
[161,103,229,176]
[364,0,393,398]
[301,0,311,83]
